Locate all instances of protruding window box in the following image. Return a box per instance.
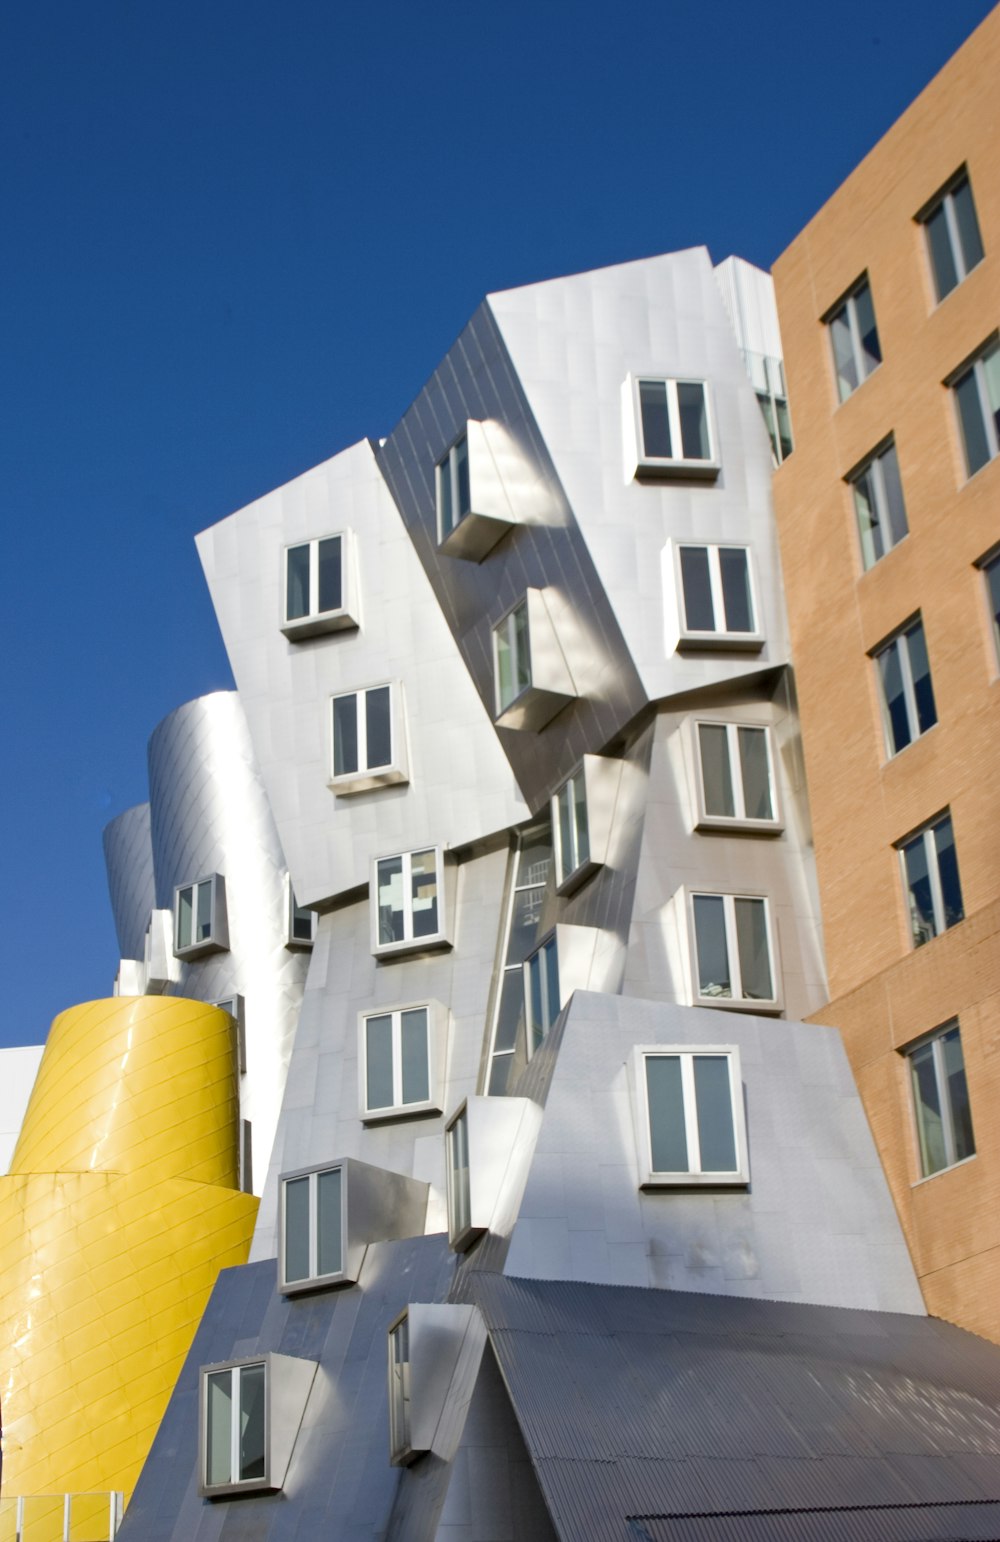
[691,720,782,834]
[493,588,577,732]
[551,755,623,894]
[199,1352,317,1498]
[445,1096,538,1252]
[436,422,517,562]
[623,374,720,480]
[686,890,781,1013]
[371,847,454,960]
[359,1000,447,1123]
[279,1156,428,1295]
[329,682,408,794]
[144,907,181,992]
[281,530,359,639]
[388,1304,485,1466]
[664,540,764,654]
[631,1045,750,1189]
[174,874,228,960]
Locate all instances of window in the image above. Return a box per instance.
[373,848,447,955]
[204,1361,267,1491]
[634,1047,749,1187]
[286,881,315,947]
[907,1022,975,1178]
[898,813,964,948]
[282,533,357,637]
[524,935,559,1055]
[952,339,1000,477]
[494,601,531,714]
[675,543,760,646]
[632,377,717,475]
[553,769,589,887]
[388,1312,412,1464]
[436,436,471,541]
[484,823,553,1095]
[445,1105,473,1248]
[361,1005,437,1120]
[174,874,227,958]
[280,1164,343,1292]
[756,389,793,466]
[691,893,776,1007]
[827,277,881,402]
[213,995,246,1073]
[920,172,984,302]
[695,722,778,829]
[331,683,406,790]
[849,440,908,570]
[979,550,1000,666]
[873,618,937,756]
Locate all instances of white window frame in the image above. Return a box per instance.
[523,934,559,1057]
[329,681,406,792]
[904,1021,976,1181]
[551,767,589,889]
[493,599,531,715]
[687,890,779,1011]
[371,847,450,958]
[285,876,316,948]
[896,813,964,948]
[632,1045,749,1188]
[359,1002,442,1122]
[436,434,471,543]
[174,873,227,958]
[671,541,763,649]
[825,275,881,402]
[872,617,937,759]
[281,531,357,638]
[445,1102,475,1250]
[629,375,719,477]
[950,338,1000,478]
[201,1359,269,1494]
[213,994,246,1074]
[848,438,909,571]
[692,720,781,832]
[918,170,984,302]
[278,1162,346,1293]
[387,1310,413,1464]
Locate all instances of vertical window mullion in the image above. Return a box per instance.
[979,360,1000,458]
[402,850,413,940]
[924,830,946,936]
[680,1055,701,1173]
[942,195,964,283]
[357,690,368,771]
[726,724,744,818]
[897,633,919,741]
[309,539,319,617]
[707,549,725,632]
[308,1172,319,1279]
[391,1011,402,1106]
[666,382,682,459]
[847,297,863,381]
[931,1037,956,1167]
[722,896,741,998]
[230,1368,240,1484]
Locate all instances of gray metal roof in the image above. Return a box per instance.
[462,1274,1000,1541]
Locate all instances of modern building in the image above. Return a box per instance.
[771,3,1000,1345]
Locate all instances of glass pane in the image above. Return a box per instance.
[365,1014,394,1111]
[878,640,911,753]
[448,1113,470,1236]
[879,443,908,550]
[925,203,958,300]
[206,1371,233,1487]
[905,623,937,735]
[984,344,1000,441]
[513,602,531,694]
[719,548,753,632]
[411,849,439,938]
[283,1175,311,1284]
[316,1167,342,1277]
[528,951,544,1047]
[645,1055,689,1173]
[493,971,524,1054]
[544,938,560,1033]
[757,392,779,461]
[177,887,193,950]
[333,695,359,777]
[487,1053,513,1095]
[438,456,453,536]
[196,880,213,942]
[377,856,405,944]
[678,382,710,459]
[401,1008,430,1104]
[455,435,471,519]
[738,727,772,820]
[573,772,589,867]
[557,781,574,881]
[910,1042,946,1175]
[238,1362,267,1481]
[693,1056,738,1172]
[317,536,342,614]
[292,898,313,942]
[389,1319,410,1455]
[734,897,773,1001]
[679,546,714,631]
[638,379,672,458]
[941,1026,975,1163]
[698,724,734,817]
[933,817,964,930]
[830,306,858,401]
[955,366,990,476]
[902,834,936,946]
[853,465,883,569]
[496,617,514,709]
[365,686,392,770]
[517,827,553,890]
[985,557,1000,660]
[507,886,547,965]
[776,398,793,460]
[952,177,983,275]
[854,282,881,377]
[693,894,731,998]
[286,543,311,621]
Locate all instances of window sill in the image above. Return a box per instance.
[640,1172,749,1190]
[677,632,764,653]
[694,816,784,837]
[495,683,574,732]
[448,1221,486,1254]
[881,722,939,766]
[281,609,359,640]
[361,1099,442,1125]
[694,994,782,1015]
[174,938,228,962]
[834,361,882,408]
[329,766,408,795]
[555,858,601,896]
[438,509,512,562]
[911,1152,976,1188]
[633,457,720,482]
[279,1271,355,1297]
[203,1476,277,1501]
[373,934,452,962]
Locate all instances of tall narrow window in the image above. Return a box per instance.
[204,1362,267,1489]
[388,1313,412,1463]
[696,722,777,828]
[920,172,984,302]
[907,1022,975,1177]
[691,893,776,1006]
[286,881,315,947]
[676,545,759,644]
[873,618,937,756]
[361,1005,435,1119]
[850,440,908,570]
[446,1107,472,1246]
[331,685,395,781]
[979,550,1000,666]
[436,436,471,541]
[280,1165,344,1291]
[524,935,560,1054]
[827,277,881,402]
[635,1047,749,1186]
[633,377,716,472]
[494,601,531,713]
[898,813,964,948]
[553,769,590,886]
[952,339,1000,477]
[484,823,552,1095]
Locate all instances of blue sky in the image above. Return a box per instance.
[1,0,994,1049]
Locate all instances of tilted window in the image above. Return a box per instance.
[204,1361,266,1491]
[361,1004,439,1121]
[906,1021,975,1179]
[978,549,1000,667]
[282,533,357,637]
[849,439,908,570]
[331,683,406,791]
[553,769,589,887]
[494,601,531,714]
[631,376,718,477]
[387,1312,413,1464]
[634,1046,749,1187]
[445,1105,472,1248]
[873,617,937,757]
[691,892,777,1008]
[695,721,779,830]
[674,543,761,648]
[920,171,984,302]
[286,879,315,947]
[524,934,559,1056]
[436,435,471,542]
[951,338,1000,478]
[826,276,882,402]
[897,812,964,949]
[373,848,448,956]
[280,1164,344,1292]
[174,874,228,958]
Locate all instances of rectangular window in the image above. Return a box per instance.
[524,935,559,1055]
[827,277,882,402]
[676,544,759,643]
[362,1006,433,1118]
[920,172,984,302]
[280,1165,344,1291]
[446,1106,472,1246]
[284,535,343,623]
[907,1022,975,1178]
[979,550,1000,666]
[636,1047,748,1186]
[174,874,227,957]
[286,881,315,947]
[484,822,553,1096]
[756,389,793,465]
[898,813,964,948]
[873,618,937,756]
[634,377,715,472]
[691,892,776,1006]
[494,601,531,713]
[331,684,395,781]
[204,1362,267,1489]
[388,1313,412,1463]
[952,338,1000,477]
[696,722,778,828]
[374,848,444,953]
[849,439,909,570]
[436,435,471,541]
[553,769,590,887]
